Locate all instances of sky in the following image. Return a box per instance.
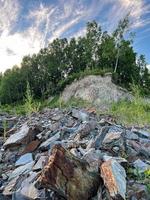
[0,0,150,73]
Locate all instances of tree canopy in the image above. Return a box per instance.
[0,18,149,104]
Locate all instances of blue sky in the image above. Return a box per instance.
[0,0,150,72]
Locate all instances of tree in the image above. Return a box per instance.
[113,14,130,73]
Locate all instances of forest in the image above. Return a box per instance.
[0,16,150,105]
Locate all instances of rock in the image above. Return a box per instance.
[139,138,150,158]
[74,121,97,140]
[2,149,17,163]
[21,140,40,155]
[132,128,150,139]
[125,130,139,140]
[3,124,40,149]
[61,75,132,111]
[102,155,127,166]
[12,172,45,200]
[37,144,100,200]
[133,159,150,173]
[0,116,17,135]
[9,161,34,180]
[50,111,64,121]
[127,139,150,158]
[102,131,122,144]
[39,132,61,151]
[33,156,47,171]
[100,159,126,199]
[82,149,102,172]
[90,126,110,149]
[70,148,81,157]
[72,109,89,122]
[3,176,19,196]
[15,153,33,167]
[127,182,149,200]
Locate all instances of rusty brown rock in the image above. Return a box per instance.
[37,144,100,200]
[20,140,41,155]
[100,159,126,200]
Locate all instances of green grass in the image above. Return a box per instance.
[111,97,150,126]
[0,81,150,127]
[110,83,150,126]
[46,96,93,109]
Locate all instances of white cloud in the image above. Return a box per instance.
[0,0,20,33]
[0,2,51,72]
[0,0,149,72]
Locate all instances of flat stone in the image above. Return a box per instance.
[132,128,150,139]
[100,159,126,199]
[15,153,33,167]
[108,126,123,133]
[3,124,39,149]
[75,121,97,139]
[37,144,100,200]
[70,148,81,157]
[21,140,40,155]
[50,112,64,121]
[13,172,45,200]
[3,177,19,196]
[133,159,150,173]
[39,132,60,151]
[125,130,139,140]
[72,109,89,122]
[82,149,103,172]
[103,155,127,165]
[33,156,47,171]
[103,131,122,144]
[9,161,34,181]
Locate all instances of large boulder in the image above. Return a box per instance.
[37,144,100,200]
[61,75,132,111]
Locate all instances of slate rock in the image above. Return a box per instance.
[33,156,47,171]
[9,161,34,181]
[102,131,122,144]
[21,140,40,155]
[127,182,150,200]
[15,153,33,167]
[13,172,45,200]
[37,144,100,200]
[39,132,61,151]
[132,128,150,139]
[133,159,150,172]
[100,159,126,199]
[3,124,40,149]
[72,109,89,122]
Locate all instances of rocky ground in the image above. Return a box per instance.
[0,108,150,200]
[61,75,132,111]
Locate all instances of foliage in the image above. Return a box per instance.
[0,17,150,105]
[24,82,41,115]
[127,167,150,194]
[111,84,150,126]
[46,96,92,110]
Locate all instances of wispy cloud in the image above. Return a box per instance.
[0,0,20,34]
[0,0,150,72]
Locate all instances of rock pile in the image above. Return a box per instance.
[61,75,132,111]
[0,108,150,200]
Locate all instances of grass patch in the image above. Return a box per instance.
[111,97,150,126]
[47,96,93,109]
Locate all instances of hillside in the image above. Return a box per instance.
[61,74,132,111]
